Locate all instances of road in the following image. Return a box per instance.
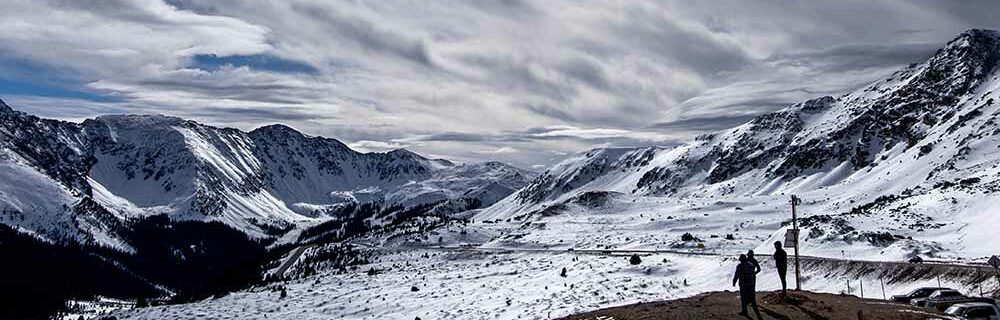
[272,244,315,277]
[353,242,996,272]
[345,242,1000,292]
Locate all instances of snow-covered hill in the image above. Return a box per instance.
[0,103,534,249]
[479,29,1000,261]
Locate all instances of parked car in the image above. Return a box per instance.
[892,287,951,304]
[911,289,963,307]
[909,256,925,263]
[928,296,998,312]
[944,302,1000,320]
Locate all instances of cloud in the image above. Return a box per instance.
[403,132,519,143]
[766,43,940,73]
[347,140,406,153]
[527,126,676,142]
[2,0,1000,169]
[647,115,757,133]
[189,54,319,75]
[478,147,519,154]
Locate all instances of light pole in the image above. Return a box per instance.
[791,195,802,291]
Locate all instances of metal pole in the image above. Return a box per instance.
[880,277,886,300]
[938,276,941,288]
[792,195,802,291]
[860,279,864,298]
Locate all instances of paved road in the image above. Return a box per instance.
[273,244,315,277]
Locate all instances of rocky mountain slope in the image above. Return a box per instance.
[478,29,1000,260]
[0,103,534,250]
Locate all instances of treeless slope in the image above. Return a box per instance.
[560,290,945,320]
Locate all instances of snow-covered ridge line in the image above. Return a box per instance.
[477,28,1000,261]
[0,101,534,249]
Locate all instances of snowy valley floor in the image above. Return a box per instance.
[109,247,997,320]
[110,193,1000,319]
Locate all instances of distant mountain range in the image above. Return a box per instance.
[0,104,534,248]
[0,100,535,317]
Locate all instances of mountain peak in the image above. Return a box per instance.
[250,123,305,137]
[868,28,1000,106]
[387,148,425,159]
[93,114,186,127]
[926,28,1000,80]
[953,28,1000,47]
[0,99,13,114]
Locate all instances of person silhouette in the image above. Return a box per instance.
[773,241,788,295]
[747,250,761,275]
[733,254,763,319]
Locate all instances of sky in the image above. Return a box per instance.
[1,0,998,170]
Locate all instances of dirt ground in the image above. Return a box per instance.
[559,290,947,320]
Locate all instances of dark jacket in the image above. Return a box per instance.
[749,257,761,274]
[774,248,788,272]
[733,261,756,288]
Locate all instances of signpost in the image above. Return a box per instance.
[790,195,802,291]
[783,229,798,247]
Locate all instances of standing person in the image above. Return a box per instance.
[733,254,763,319]
[747,250,761,274]
[773,241,788,295]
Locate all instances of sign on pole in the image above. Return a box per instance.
[791,195,802,206]
[784,229,799,248]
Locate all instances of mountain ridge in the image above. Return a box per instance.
[477,29,1000,261]
[0,104,535,249]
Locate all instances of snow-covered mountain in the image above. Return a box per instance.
[479,29,1000,259]
[0,104,534,250]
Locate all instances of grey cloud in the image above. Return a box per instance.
[289,2,433,67]
[407,132,528,143]
[451,52,578,102]
[185,106,337,122]
[134,80,312,105]
[606,6,753,76]
[520,103,579,123]
[464,0,539,17]
[557,57,610,90]
[647,115,757,133]
[4,0,1000,169]
[767,43,941,73]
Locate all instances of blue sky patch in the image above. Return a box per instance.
[190,54,319,75]
[0,78,120,102]
[0,55,120,102]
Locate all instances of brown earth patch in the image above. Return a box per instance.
[559,290,945,320]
